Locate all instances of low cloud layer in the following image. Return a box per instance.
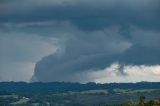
[0,0,160,82]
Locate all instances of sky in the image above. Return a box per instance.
[0,0,160,83]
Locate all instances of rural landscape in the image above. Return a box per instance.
[0,82,160,106]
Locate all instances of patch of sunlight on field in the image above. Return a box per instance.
[11,97,29,105]
[80,89,108,94]
[0,95,18,99]
[113,89,159,94]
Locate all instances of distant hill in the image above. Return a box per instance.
[0,82,160,92]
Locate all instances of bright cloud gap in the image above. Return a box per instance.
[91,63,160,83]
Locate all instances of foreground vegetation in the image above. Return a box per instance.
[104,96,160,106]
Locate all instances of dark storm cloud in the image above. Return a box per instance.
[0,0,160,30]
[0,0,160,82]
[33,27,131,82]
[120,45,160,65]
[119,28,160,65]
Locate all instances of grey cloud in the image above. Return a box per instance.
[0,0,160,31]
[0,31,57,81]
[32,25,160,82]
[0,62,34,82]
[32,27,132,82]
[131,29,160,49]
[0,33,57,62]
[119,45,160,65]
[0,0,160,82]
[117,28,160,65]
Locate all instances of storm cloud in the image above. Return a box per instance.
[0,0,160,82]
